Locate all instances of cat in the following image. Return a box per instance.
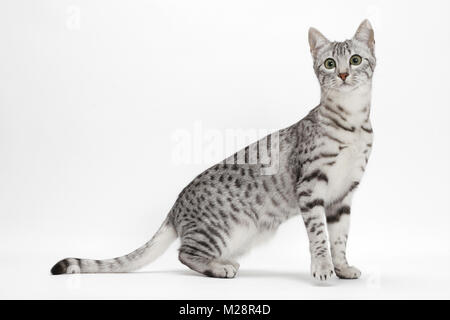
[51,20,375,281]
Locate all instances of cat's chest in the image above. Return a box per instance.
[324,131,372,200]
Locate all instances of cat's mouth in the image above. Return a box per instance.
[337,81,356,91]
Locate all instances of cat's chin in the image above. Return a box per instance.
[323,84,357,93]
[335,82,363,92]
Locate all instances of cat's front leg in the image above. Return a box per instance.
[300,202,334,281]
[326,202,361,279]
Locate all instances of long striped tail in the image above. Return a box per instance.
[51,217,177,275]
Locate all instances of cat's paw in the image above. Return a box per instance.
[335,265,361,279]
[204,263,238,279]
[311,258,334,281]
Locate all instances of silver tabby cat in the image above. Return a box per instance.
[52,20,375,281]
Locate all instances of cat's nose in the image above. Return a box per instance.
[338,73,349,81]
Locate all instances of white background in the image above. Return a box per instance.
[1,0,449,299]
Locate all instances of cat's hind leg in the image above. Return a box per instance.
[178,249,239,278]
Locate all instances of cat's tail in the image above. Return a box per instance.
[50,217,177,275]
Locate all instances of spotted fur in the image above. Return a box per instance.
[51,20,376,282]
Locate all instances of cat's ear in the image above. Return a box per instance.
[308,27,330,57]
[353,19,375,50]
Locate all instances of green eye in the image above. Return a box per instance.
[350,54,362,66]
[324,58,336,69]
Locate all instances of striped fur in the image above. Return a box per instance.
[51,218,176,274]
[51,20,375,282]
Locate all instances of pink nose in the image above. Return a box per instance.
[339,73,349,81]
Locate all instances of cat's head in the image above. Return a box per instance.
[308,20,376,92]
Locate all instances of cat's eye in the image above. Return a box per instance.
[350,55,362,66]
[324,58,336,69]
